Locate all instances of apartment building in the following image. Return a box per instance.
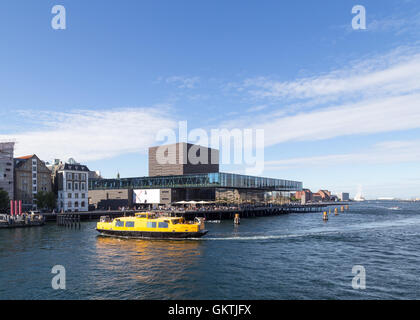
[14,154,52,210]
[53,159,89,212]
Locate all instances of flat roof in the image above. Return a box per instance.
[89,172,302,192]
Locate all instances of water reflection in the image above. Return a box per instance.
[94,236,205,287]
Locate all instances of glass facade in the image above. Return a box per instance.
[89,172,302,192]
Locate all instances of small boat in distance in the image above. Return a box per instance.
[96,212,208,239]
[354,193,366,202]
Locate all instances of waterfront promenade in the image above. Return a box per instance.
[42,202,350,222]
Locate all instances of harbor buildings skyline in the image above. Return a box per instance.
[88,143,303,209]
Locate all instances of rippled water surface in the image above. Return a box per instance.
[1,201,420,299]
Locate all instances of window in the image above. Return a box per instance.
[81,201,85,207]
[67,173,72,180]
[116,221,124,227]
[68,193,72,198]
[68,182,72,190]
[81,183,85,190]
[75,193,79,199]
[74,183,79,190]
[68,201,72,207]
[125,221,135,228]
[74,173,79,180]
[81,193,85,198]
[74,202,79,208]
[158,222,169,228]
[147,222,157,228]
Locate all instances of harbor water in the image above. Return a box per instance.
[1,201,419,299]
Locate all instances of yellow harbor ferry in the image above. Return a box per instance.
[96,212,208,239]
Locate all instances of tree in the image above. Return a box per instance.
[0,188,9,212]
[45,192,57,211]
[35,191,57,211]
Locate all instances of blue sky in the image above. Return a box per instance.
[1,0,420,199]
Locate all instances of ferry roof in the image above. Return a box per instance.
[89,172,302,192]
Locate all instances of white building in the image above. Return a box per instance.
[54,159,89,212]
[339,192,350,201]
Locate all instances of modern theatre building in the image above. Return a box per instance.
[88,143,302,209]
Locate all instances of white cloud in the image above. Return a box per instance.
[165,76,200,89]
[241,47,420,103]
[246,105,267,113]
[260,93,420,146]
[222,47,420,146]
[367,12,420,35]
[0,107,177,162]
[264,139,420,170]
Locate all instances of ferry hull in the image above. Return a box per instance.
[96,228,208,239]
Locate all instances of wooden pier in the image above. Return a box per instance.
[159,203,341,221]
[57,213,81,228]
[42,203,351,225]
[44,210,135,222]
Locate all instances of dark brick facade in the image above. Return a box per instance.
[149,143,219,177]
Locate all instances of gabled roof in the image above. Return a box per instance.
[16,155,35,160]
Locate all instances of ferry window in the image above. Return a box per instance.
[158,222,169,228]
[116,221,124,227]
[172,219,181,224]
[125,221,135,228]
[147,222,157,228]
[139,214,147,218]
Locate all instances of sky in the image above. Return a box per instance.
[1,0,420,199]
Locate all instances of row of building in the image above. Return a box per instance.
[294,189,350,203]
[1,141,304,212]
[0,142,100,212]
